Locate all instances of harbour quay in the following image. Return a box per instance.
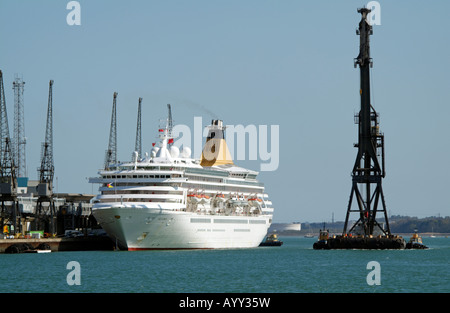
[1,186,115,253]
[0,236,114,253]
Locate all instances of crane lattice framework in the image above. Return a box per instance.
[135,97,142,158]
[36,80,56,234]
[342,8,391,237]
[38,80,54,185]
[105,92,118,169]
[0,70,19,235]
[12,76,27,178]
[0,70,14,178]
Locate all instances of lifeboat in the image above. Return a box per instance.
[248,195,259,205]
[198,194,210,204]
[187,193,200,203]
[239,194,248,206]
[228,194,242,206]
[214,193,226,203]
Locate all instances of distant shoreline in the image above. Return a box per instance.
[270,216,450,236]
[277,233,450,237]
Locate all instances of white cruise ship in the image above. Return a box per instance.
[89,118,274,250]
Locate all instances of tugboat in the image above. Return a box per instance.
[406,231,428,249]
[313,228,330,250]
[259,233,283,246]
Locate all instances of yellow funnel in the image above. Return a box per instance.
[200,120,234,167]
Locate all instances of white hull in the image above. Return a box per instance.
[93,205,271,250]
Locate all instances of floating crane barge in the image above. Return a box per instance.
[314,8,422,250]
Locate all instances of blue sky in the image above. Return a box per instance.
[1,0,449,222]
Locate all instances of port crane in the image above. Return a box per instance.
[313,8,408,249]
[36,80,56,234]
[135,97,142,158]
[105,92,118,169]
[167,103,173,140]
[342,8,391,237]
[12,76,27,179]
[0,70,19,236]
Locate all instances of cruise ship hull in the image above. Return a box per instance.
[93,205,271,250]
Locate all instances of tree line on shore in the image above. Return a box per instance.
[273,215,450,235]
[388,215,450,234]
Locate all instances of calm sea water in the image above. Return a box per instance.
[1,237,449,293]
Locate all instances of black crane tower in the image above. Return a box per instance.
[105,92,118,169]
[36,80,55,234]
[0,70,19,236]
[13,76,27,178]
[342,8,390,237]
[135,97,142,158]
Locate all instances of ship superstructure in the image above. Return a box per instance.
[89,117,273,250]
